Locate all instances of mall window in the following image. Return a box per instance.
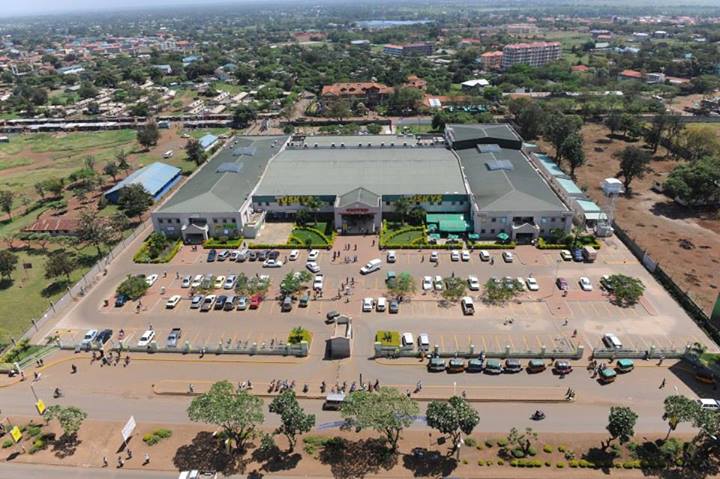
[491,218,496,223]
[158,219,163,223]
[481,229,486,234]
[490,229,495,234]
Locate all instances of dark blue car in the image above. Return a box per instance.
[207,249,217,262]
[571,248,584,262]
[114,294,128,307]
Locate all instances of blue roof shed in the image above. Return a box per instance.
[199,134,219,151]
[104,162,182,204]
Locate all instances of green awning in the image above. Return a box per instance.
[427,224,438,232]
[429,233,441,240]
[496,232,510,241]
[468,233,480,240]
[438,219,470,232]
[448,234,460,240]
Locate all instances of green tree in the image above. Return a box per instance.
[0,250,18,280]
[393,196,412,224]
[0,190,15,221]
[187,380,264,451]
[117,274,149,300]
[559,132,585,179]
[664,156,720,207]
[426,396,480,454]
[432,113,447,131]
[44,250,76,282]
[231,104,257,129]
[680,125,720,162]
[619,113,642,139]
[366,123,382,134]
[482,278,523,305]
[341,387,419,452]
[604,111,623,137]
[137,120,160,150]
[663,395,699,440]
[615,146,652,195]
[280,270,312,295]
[185,138,207,166]
[325,98,351,121]
[115,150,131,175]
[77,209,115,256]
[606,406,638,449]
[387,88,423,115]
[605,274,645,307]
[77,82,98,100]
[387,272,416,300]
[103,162,119,182]
[442,276,466,303]
[268,390,316,452]
[506,426,538,457]
[44,178,65,198]
[644,113,670,154]
[302,196,323,224]
[45,405,87,439]
[544,113,582,163]
[118,183,153,221]
[146,232,169,258]
[515,101,546,140]
[34,182,46,200]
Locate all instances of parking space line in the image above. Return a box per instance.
[440,335,445,352]
[536,336,544,349]
[481,335,487,352]
[523,335,529,351]
[493,335,501,352]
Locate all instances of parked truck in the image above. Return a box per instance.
[582,246,597,262]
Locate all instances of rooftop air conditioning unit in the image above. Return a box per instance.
[340,143,345,148]
[314,143,318,148]
[403,142,408,147]
[390,143,394,147]
[331,143,335,148]
[358,143,362,147]
[380,143,384,147]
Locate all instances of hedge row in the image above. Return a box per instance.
[537,237,602,250]
[134,239,183,264]
[203,238,244,249]
[252,242,332,250]
[469,242,516,249]
[293,226,335,244]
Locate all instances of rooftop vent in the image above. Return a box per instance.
[216,163,244,174]
[477,144,501,153]
[485,159,514,171]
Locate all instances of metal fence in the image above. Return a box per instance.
[20,222,147,342]
[373,343,585,360]
[591,345,689,360]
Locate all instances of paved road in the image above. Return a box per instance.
[0,463,179,479]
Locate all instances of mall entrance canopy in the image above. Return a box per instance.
[426,213,471,234]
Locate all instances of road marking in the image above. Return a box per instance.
[523,335,529,351]
[481,335,487,352]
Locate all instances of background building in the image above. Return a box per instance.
[104,161,182,204]
[480,51,503,70]
[501,41,561,68]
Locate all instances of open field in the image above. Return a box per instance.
[538,122,720,314]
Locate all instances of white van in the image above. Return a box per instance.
[163,150,174,158]
[376,297,387,312]
[401,332,414,348]
[697,399,720,410]
[360,258,382,274]
[602,333,623,349]
[461,296,475,315]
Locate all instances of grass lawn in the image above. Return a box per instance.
[0,248,97,344]
[189,128,232,140]
[211,82,244,95]
[375,330,400,347]
[398,124,435,135]
[387,229,423,244]
[292,228,328,245]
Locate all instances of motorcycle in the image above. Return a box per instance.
[531,410,546,421]
[53,388,63,398]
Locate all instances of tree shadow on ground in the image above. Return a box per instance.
[318,437,398,479]
[402,447,458,477]
[52,434,80,459]
[0,278,13,290]
[76,253,101,268]
[250,443,301,473]
[173,431,249,475]
[41,279,70,298]
[582,446,618,473]
[650,200,717,223]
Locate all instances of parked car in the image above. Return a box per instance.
[267,250,280,260]
[429,251,439,262]
[467,358,484,373]
[461,296,475,315]
[299,293,310,307]
[571,248,584,262]
[515,277,525,291]
[560,250,573,261]
[207,249,217,262]
[504,359,523,373]
[360,259,382,274]
[602,333,623,349]
[306,262,320,273]
[418,333,430,351]
[80,329,98,346]
[289,249,299,261]
[217,250,230,261]
[386,250,397,263]
[137,330,155,347]
[166,328,182,348]
[428,357,446,372]
[307,249,320,261]
[145,274,158,286]
[422,276,433,291]
[600,275,614,292]
[165,295,182,309]
[556,277,569,291]
[249,295,262,309]
[362,297,374,312]
[326,311,341,323]
[247,250,257,261]
[484,359,503,374]
[224,275,237,290]
[697,399,720,410]
[313,274,324,291]
[553,360,573,375]
[579,277,593,291]
[200,295,216,312]
[526,277,539,291]
[434,275,444,290]
[237,249,248,262]
[257,250,268,261]
[214,276,226,289]
[447,358,465,373]
[224,296,237,311]
[229,250,239,262]
[450,250,460,262]
[502,251,513,263]
[479,250,490,262]
[213,295,228,310]
[376,297,387,312]
[389,299,399,314]
[95,329,113,344]
[237,296,248,310]
[461,250,470,262]
[281,296,293,312]
[181,275,192,288]
[527,359,547,373]
[191,274,204,288]
[114,294,128,307]
[190,295,204,309]
[263,259,283,268]
[385,271,396,286]
[468,275,480,291]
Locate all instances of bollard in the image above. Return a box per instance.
[433,344,439,356]
[649,344,656,359]
[541,345,546,357]
[183,341,191,354]
[505,344,511,357]
[469,344,475,355]
[217,341,223,354]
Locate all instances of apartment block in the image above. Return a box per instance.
[501,41,561,69]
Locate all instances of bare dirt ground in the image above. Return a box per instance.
[2,415,690,477]
[538,122,720,314]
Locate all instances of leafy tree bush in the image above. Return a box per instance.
[117,274,149,300]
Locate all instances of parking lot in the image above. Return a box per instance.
[47,233,709,367]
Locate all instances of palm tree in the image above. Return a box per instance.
[393,197,412,224]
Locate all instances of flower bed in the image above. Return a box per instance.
[134,239,183,263]
[203,238,244,249]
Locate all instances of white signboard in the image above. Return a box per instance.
[121,416,136,442]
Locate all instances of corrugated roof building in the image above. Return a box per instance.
[104,162,182,204]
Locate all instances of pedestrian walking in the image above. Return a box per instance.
[102,456,108,467]
[143,453,150,465]
[660,378,666,389]
[126,449,132,459]
[117,456,124,468]
[189,383,194,393]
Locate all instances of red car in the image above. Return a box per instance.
[556,277,568,291]
[249,294,262,309]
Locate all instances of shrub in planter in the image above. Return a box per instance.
[528,446,537,456]
[557,445,566,452]
[484,439,495,448]
[497,438,509,447]
[556,462,565,468]
[545,461,552,467]
[497,459,504,466]
[477,460,484,466]
[463,437,477,447]
[543,445,553,454]
[2,439,13,448]
[569,460,579,468]
[511,448,525,458]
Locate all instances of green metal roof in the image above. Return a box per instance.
[426,213,470,232]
